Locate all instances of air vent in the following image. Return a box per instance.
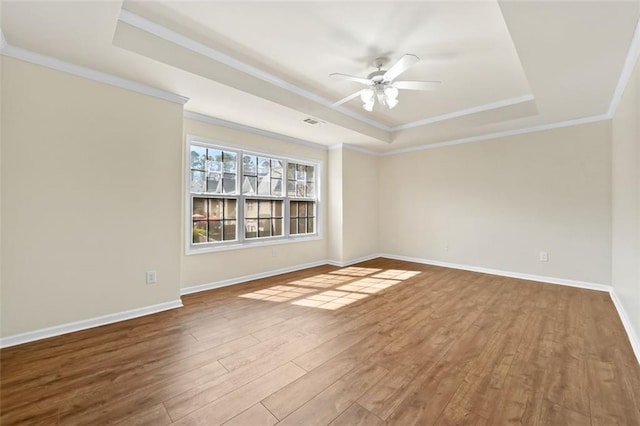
[302,117,325,127]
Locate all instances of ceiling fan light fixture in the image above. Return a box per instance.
[386,97,398,109]
[363,100,374,112]
[384,86,399,100]
[360,88,374,103]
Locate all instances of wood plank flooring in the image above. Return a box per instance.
[1,258,639,425]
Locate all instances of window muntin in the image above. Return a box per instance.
[188,141,319,251]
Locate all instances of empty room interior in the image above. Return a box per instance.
[1,1,640,425]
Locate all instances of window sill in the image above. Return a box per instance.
[185,234,322,256]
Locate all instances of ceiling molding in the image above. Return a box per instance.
[328,143,382,157]
[382,113,611,156]
[608,15,640,116]
[0,40,189,105]
[0,29,7,50]
[119,9,389,132]
[391,94,536,131]
[184,111,329,151]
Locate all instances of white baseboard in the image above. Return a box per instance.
[609,290,640,365]
[180,260,329,295]
[326,253,381,267]
[379,253,612,292]
[0,299,183,349]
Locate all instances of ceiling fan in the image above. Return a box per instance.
[331,54,441,112]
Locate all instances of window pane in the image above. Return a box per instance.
[258,219,271,237]
[208,199,223,219]
[245,199,258,219]
[290,201,298,218]
[296,182,305,198]
[243,176,257,195]
[245,219,258,239]
[271,179,282,196]
[273,218,283,236]
[274,200,283,217]
[224,220,236,241]
[191,146,206,170]
[258,157,271,176]
[208,220,223,242]
[258,200,272,218]
[272,160,283,178]
[243,155,257,175]
[191,171,206,193]
[296,164,306,181]
[287,163,296,180]
[306,182,315,198]
[208,149,222,164]
[225,199,237,218]
[257,176,271,196]
[289,217,297,235]
[307,202,315,217]
[298,218,307,234]
[307,218,315,233]
[287,180,296,197]
[306,165,315,181]
[193,198,206,219]
[207,172,222,193]
[298,202,307,217]
[223,152,237,173]
[193,221,207,243]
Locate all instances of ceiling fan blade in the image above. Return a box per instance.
[393,80,441,91]
[330,73,372,85]
[383,54,419,82]
[332,90,363,107]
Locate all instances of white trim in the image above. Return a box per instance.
[180,260,328,295]
[328,143,382,157]
[0,300,183,349]
[379,253,611,292]
[0,29,7,50]
[608,14,640,116]
[391,94,536,131]
[0,44,189,105]
[326,254,381,267]
[184,111,328,151]
[382,114,611,156]
[609,290,640,365]
[119,10,387,131]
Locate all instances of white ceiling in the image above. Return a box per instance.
[1,1,639,152]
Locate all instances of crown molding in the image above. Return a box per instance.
[0,43,189,105]
[608,14,640,116]
[184,111,329,151]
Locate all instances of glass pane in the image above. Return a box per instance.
[298,202,307,217]
[223,176,236,194]
[271,179,282,196]
[242,176,257,195]
[207,172,222,194]
[243,155,257,175]
[225,199,237,219]
[296,182,305,198]
[273,200,283,217]
[290,217,297,234]
[258,200,272,218]
[208,199,223,220]
[287,180,296,197]
[273,218,283,236]
[306,165,315,182]
[192,198,206,219]
[287,163,296,180]
[193,221,207,243]
[258,157,271,176]
[298,218,307,234]
[245,199,258,219]
[307,202,315,217]
[290,201,298,217]
[306,182,315,198]
[258,218,271,237]
[271,160,283,178]
[208,220,223,242]
[307,218,315,233]
[257,176,271,196]
[191,171,206,193]
[245,219,258,239]
[190,146,206,170]
[296,164,306,181]
[223,151,237,173]
[208,149,222,163]
[224,220,236,241]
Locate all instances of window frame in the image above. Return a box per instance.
[185,135,322,255]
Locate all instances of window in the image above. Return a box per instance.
[187,139,320,252]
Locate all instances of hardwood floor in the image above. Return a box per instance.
[1,258,639,425]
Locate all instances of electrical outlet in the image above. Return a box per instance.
[539,251,549,262]
[146,270,157,284]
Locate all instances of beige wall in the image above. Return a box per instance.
[612,57,640,344]
[327,147,343,261]
[379,121,612,285]
[1,57,184,337]
[342,148,379,261]
[181,119,328,289]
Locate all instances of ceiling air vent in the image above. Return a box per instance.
[302,117,325,127]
